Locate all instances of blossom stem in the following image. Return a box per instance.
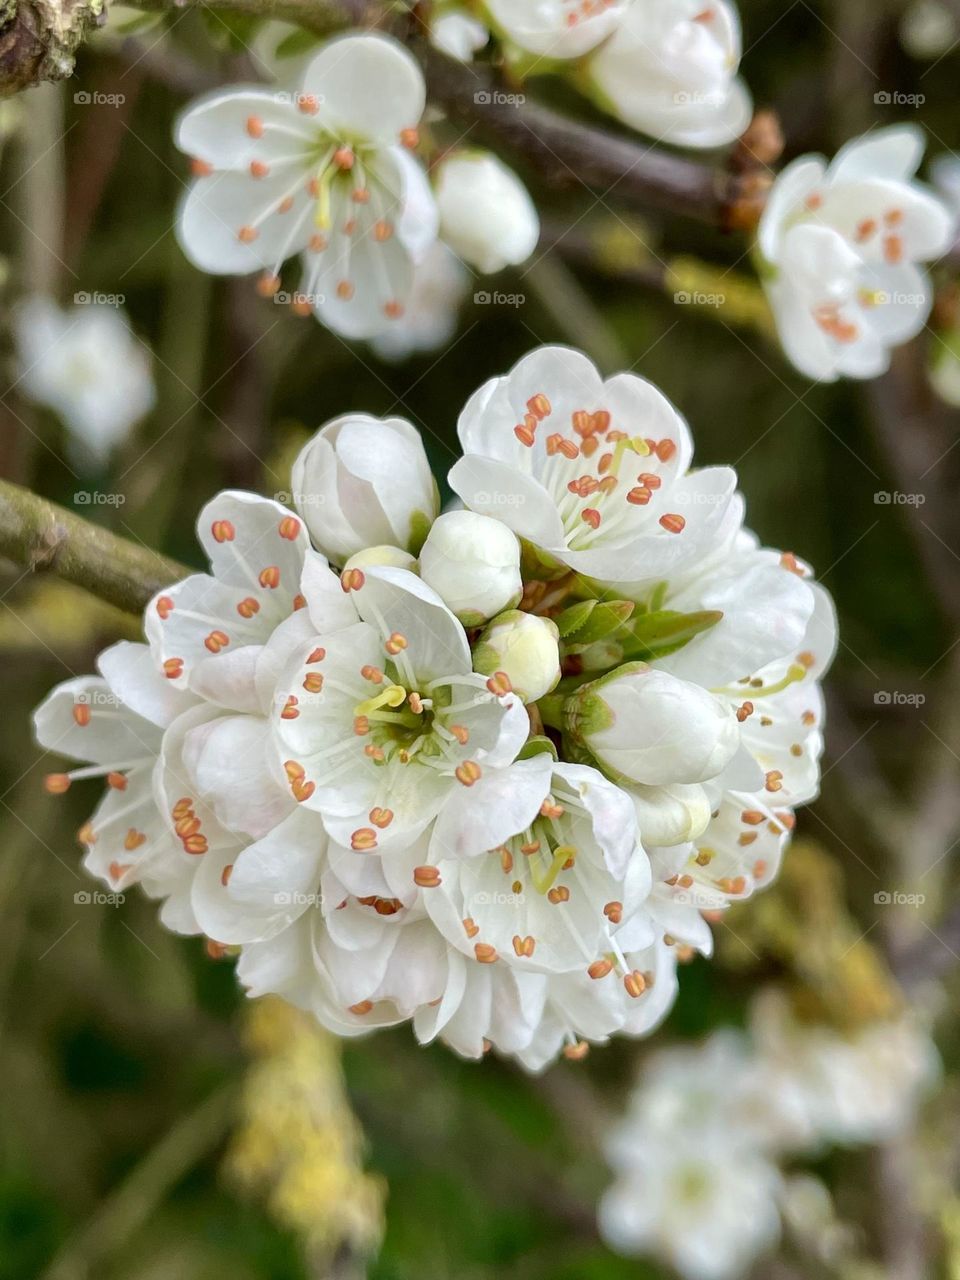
[0,478,189,614]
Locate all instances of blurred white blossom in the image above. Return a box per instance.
[758,125,953,381]
[14,295,155,464]
[600,991,938,1278]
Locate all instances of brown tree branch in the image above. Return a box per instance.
[422,46,736,226]
[0,479,189,614]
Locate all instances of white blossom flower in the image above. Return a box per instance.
[449,345,736,584]
[484,0,628,60]
[14,295,155,463]
[430,6,489,62]
[648,506,837,908]
[291,413,439,565]
[144,489,314,693]
[175,33,438,339]
[271,562,529,852]
[587,0,752,148]
[32,344,838,1073]
[418,509,522,625]
[434,151,540,274]
[369,242,470,362]
[747,989,939,1150]
[33,642,201,932]
[473,610,560,703]
[412,752,650,973]
[758,125,953,381]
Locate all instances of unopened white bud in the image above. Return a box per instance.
[435,151,539,274]
[473,610,560,704]
[565,663,740,787]
[418,510,522,626]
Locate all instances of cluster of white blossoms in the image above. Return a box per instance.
[34,345,836,1069]
[462,0,751,148]
[600,988,938,1280]
[14,295,155,464]
[174,32,538,343]
[758,125,955,382]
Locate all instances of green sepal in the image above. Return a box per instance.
[556,599,635,646]
[517,735,559,762]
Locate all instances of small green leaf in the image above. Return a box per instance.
[554,600,595,639]
[556,599,634,645]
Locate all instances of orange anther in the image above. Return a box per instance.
[211,519,235,542]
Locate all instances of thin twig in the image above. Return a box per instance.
[0,478,188,614]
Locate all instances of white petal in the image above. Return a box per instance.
[829,123,925,184]
[97,640,194,728]
[34,676,161,766]
[191,807,326,944]
[181,712,294,840]
[430,756,552,859]
[176,88,315,169]
[177,167,314,275]
[758,157,826,263]
[300,34,426,146]
[353,566,471,681]
[448,455,566,548]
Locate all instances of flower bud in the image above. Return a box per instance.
[343,545,418,574]
[434,151,540,274]
[291,413,439,565]
[418,510,522,626]
[473,610,560,704]
[564,663,740,787]
[630,783,712,846]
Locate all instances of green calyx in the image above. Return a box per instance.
[557,597,723,670]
